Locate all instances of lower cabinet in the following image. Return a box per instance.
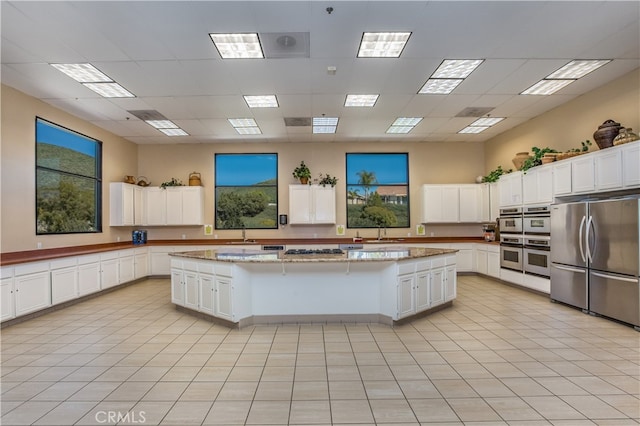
[14,271,51,317]
[214,277,233,322]
[171,268,184,305]
[397,274,416,319]
[134,251,149,279]
[77,256,101,296]
[184,271,199,311]
[51,266,78,305]
[199,274,215,316]
[430,268,445,306]
[474,244,500,279]
[445,265,456,301]
[1,274,15,321]
[118,251,135,284]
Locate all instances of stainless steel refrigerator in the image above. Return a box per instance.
[550,197,640,329]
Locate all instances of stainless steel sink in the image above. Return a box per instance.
[364,239,401,243]
[227,240,258,244]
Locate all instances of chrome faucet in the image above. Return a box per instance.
[242,225,247,242]
[377,226,386,240]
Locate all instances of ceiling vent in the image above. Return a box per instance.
[284,117,312,127]
[127,110,168,121]
[260,32,310,58]
[455,107,495,118]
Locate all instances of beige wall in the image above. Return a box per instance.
[484,68,640,172]
[136,141,486,241]
[1,85,138,252]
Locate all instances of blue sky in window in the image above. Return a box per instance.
[346,153,408,185]
[36,119,98,157]
[215,154,277,185]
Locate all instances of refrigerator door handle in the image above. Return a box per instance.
[586,215,595,263]
[578,215,587,263]
[591,271,638,283]
[552,264,586,274]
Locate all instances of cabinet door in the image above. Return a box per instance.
[171,270,184,305]
[480,184,491,222]
[289,185,312,224]
[553,161,572,195]
[134,186,145,226]
[78,262,101,296]
[134,253,149,279]
[118,255,135,284]
[199,274,215,315]
[51,266,78,305]
[165,188,183,225]
[455,248,473,272]
[313,186,336,224]
[145,188,166,225]
[571,156,595,194]
[476,249,488,275]
[100,259,119,289]
[1,278,15,321]
[459,185,481,222]
[422,186,443,223]
[622,143,640,188]
[487,251,501,278]
[150,249,172,275]
[489,182,500,222]
[397,274,415,319]
[14,272,51,316]
[498,175,512,207]
[442,187,460,222]
[415,273,430,312]
[109,182,135,226]
[184,271,199,310]
[430,269,445,306]
[445,266,457,301]
[509,172,523,205]
[595,149,622,191]
[215,277,233,321]
[181,187,204,225]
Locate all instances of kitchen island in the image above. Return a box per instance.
[170,246,458,327]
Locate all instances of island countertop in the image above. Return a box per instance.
[170,246,458,263]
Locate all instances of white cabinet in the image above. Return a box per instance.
[215,277,233,321]
[184,271,199,310]
[289,185,336,225]
[165,187,204,225]
[522,166,553,205]
[1,268,15,321]
[50,258,78,305]
[118,250,135,284]
[13,262,51,317]
[595,149,622,191]
[134,249,149,279]
[498,171,523,207]
[623,142,640,188]
[487,246,500,278]
[199,274,215,316]
[571,155,595,194]
[415,272,430,312]
[145,187,167,225]
[110,182,135,226]
[150,246,173,275]
[430,268,445,306]
[422,184,482,223]
[445,265,456,301]
[77,256,101,296]
[171,268,184,305]
[552,160,572,196]
[454,244,474,272]
[100,252,119,289]
[475,248,488,275]
[397,274,416,319]
[480,182,500,222]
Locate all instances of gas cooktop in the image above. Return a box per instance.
[284,248,344,255]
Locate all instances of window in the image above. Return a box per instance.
[346,153,409,228]
[215,154,278,229]
[36,118,102,234]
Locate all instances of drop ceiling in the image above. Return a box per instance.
[1,1,639,144]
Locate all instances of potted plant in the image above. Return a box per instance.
[557,140,592,160]
[482,165,512,183]
[318,173,338,187]
[521,147,558,172]
[292,161,311,184]
[160,177,184,189]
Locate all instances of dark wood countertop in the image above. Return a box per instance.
[1,237,498,266]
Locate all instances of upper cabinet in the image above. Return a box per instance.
[421,184,483,223]
[289,185,336,225]
[498,171,523,207]
[111,185,204,226]
[522,166,553,205]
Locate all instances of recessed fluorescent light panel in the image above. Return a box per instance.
[143,119,188,136]
[51,63,136,98]
[386,117,423,134]
[228,118,262,135]
[522,59,611,95]
[521,79,574,95]
[357,32,411,58]
[313,117,338,134]
[344,94,379,107]
[419,79,463,95]
[158,128,189,136]
[458,126,489,134]
[419,59,483,95]
[546,60,611,79]
[244,95,278,108]
[210,33,264,59]
[50,63,111,82]
[470,117,504,126]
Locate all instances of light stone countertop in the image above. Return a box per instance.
[170,246,458,263]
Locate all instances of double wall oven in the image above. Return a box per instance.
[500,205,551,278]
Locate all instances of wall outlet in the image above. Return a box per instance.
[117,236,120,242]
[181,234,186,240]
[214,234,218,239]
[430,232,435,237]
[37,242,42,249]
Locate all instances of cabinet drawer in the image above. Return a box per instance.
[14,262,49,276]
[100,251,118,261]
[77,254,101,265]
[170,259,183,269]
[199,263,215,274]
[398,262,415,275]
[216,263,233,277]
[416,260,431,272]
[431,257,446,268]
[183,260,198,272]
[50,257,77,270]
[1,267,13,279]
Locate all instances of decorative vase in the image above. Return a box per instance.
[299,177,309,184]
[613,127,639,146]
[512,152,530,170]
[593,119,623,150]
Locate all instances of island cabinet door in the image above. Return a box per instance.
[199,274,215,316]
[171,270,184,306]
[415,273,431,312]
[397,274,415,319]
[430,268,445,306]
[445,266,457,301]
[215,277,233,322]
[184,271,199,310]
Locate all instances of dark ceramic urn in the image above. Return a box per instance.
[593,119,623,150]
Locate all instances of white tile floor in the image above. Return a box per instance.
[1,275,639,425]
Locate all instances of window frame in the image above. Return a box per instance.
[345,152,410,229]
[214,153,279,230]
[35,116,103,235]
